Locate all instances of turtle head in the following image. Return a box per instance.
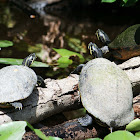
[96,29,111,45]
[88,42,103,58]
[22,53,36,67]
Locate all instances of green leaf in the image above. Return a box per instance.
[123,0,128,3]
[135,131,140,138]
[68,37,81,52]
[104,130,139,140]
[57,56,73,68]
[26,122,48,140]
[126,118,140,131]
[101,0,116,3]
[53,48,84,63]
[26,121,34,131]
[34,129,48,140]
[0,58,49,67]
[31,61,49,67]
[0,121,27,140]
[68,42,80,52]
[0,40,13,47]
[53,48,85,68]
[28,43,42,53]
[69,38,81,44]
[47,136,63,140]
[121,0,138,6]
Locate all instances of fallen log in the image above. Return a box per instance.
[23,118,110,140]
[0,74,80,125]
[119,56,140,97]
[22,94,140,140]
[22,95,140,140]
[0,56,140,125]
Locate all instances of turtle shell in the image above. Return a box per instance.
[79,58,134,128]
[0,65,37,103]
[108,24,140,60]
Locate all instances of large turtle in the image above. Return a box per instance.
[93,24,140,60]
[73,45,134,132]
[0,53,45,110]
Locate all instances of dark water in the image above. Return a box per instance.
[0,1,140,79]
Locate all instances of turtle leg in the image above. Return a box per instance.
[10,102,22,110]
[110,127,113,133]
[37,75,46,88]
[78,113,93,126]
[100,45,109,54]
[71,64,85,74]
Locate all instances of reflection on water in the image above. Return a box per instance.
[0,1,140,79]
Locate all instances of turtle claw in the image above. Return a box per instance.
[110,127,113,133]
[10,102,23,110]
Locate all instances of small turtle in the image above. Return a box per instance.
[0,53,45,110]
[73,46,134,132]
[94,24,140,60]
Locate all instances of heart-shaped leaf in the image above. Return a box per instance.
[53,48,85,68]
[104,130,139,140]
[0,121,26,140]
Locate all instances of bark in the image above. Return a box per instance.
[119,56,140,97]
[0,56,140,126]
[23,76,140,140]
[0,74,80,125]
[23,118,110,140]
[23,94,140,140]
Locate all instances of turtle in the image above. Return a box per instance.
[72,45,134,132]
[93,24,140,60]
[0,53,45,110]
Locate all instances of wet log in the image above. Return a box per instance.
[119,56,140,97]
[23,118,110,140]
[23,95,140,140]
[0,74,80,125]
[0,56,140,125]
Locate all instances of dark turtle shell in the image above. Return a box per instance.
[108,24,140,60]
